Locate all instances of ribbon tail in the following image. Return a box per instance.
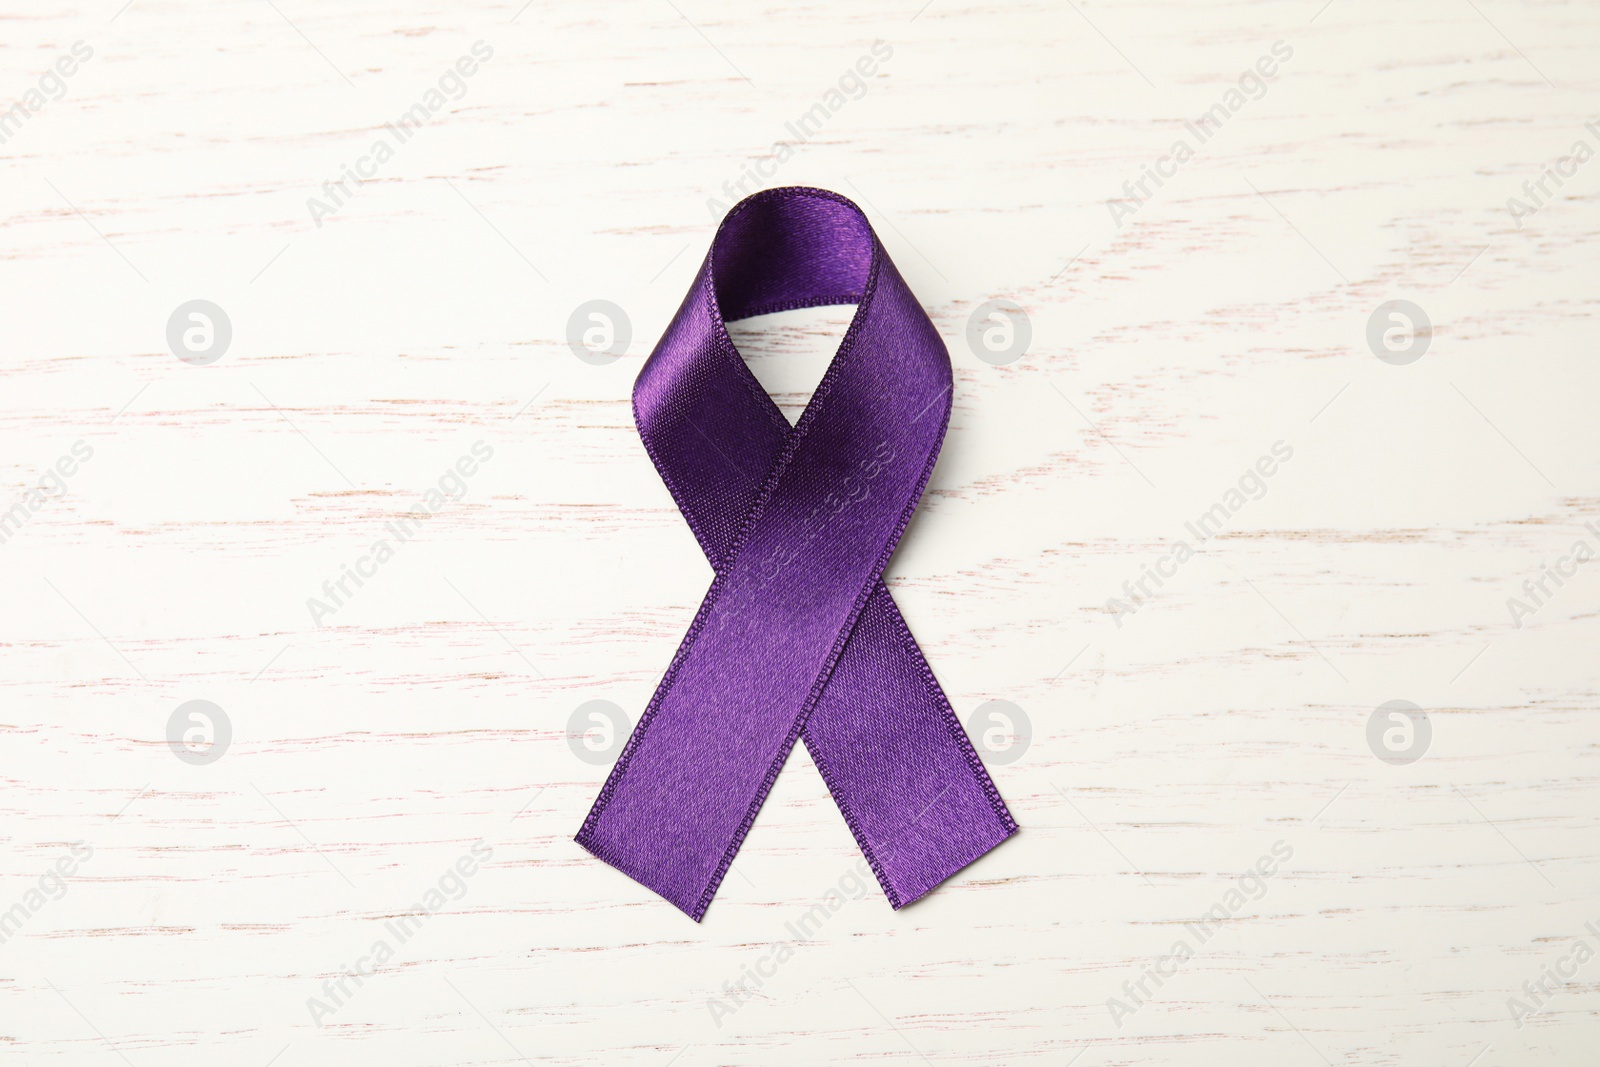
[804,581,1018,908]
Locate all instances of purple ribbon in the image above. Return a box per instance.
[576,187,1017,920]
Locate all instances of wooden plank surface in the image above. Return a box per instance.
[1,1,1597,1064]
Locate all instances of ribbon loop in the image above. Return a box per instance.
[576,187,1017,920]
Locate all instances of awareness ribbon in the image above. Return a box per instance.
[576,187,1017,920]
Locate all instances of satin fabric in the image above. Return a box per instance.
[576,187,1017,920]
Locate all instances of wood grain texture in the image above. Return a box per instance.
[1,1,1597,1064]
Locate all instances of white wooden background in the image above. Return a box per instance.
[2,1,1597,1064]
